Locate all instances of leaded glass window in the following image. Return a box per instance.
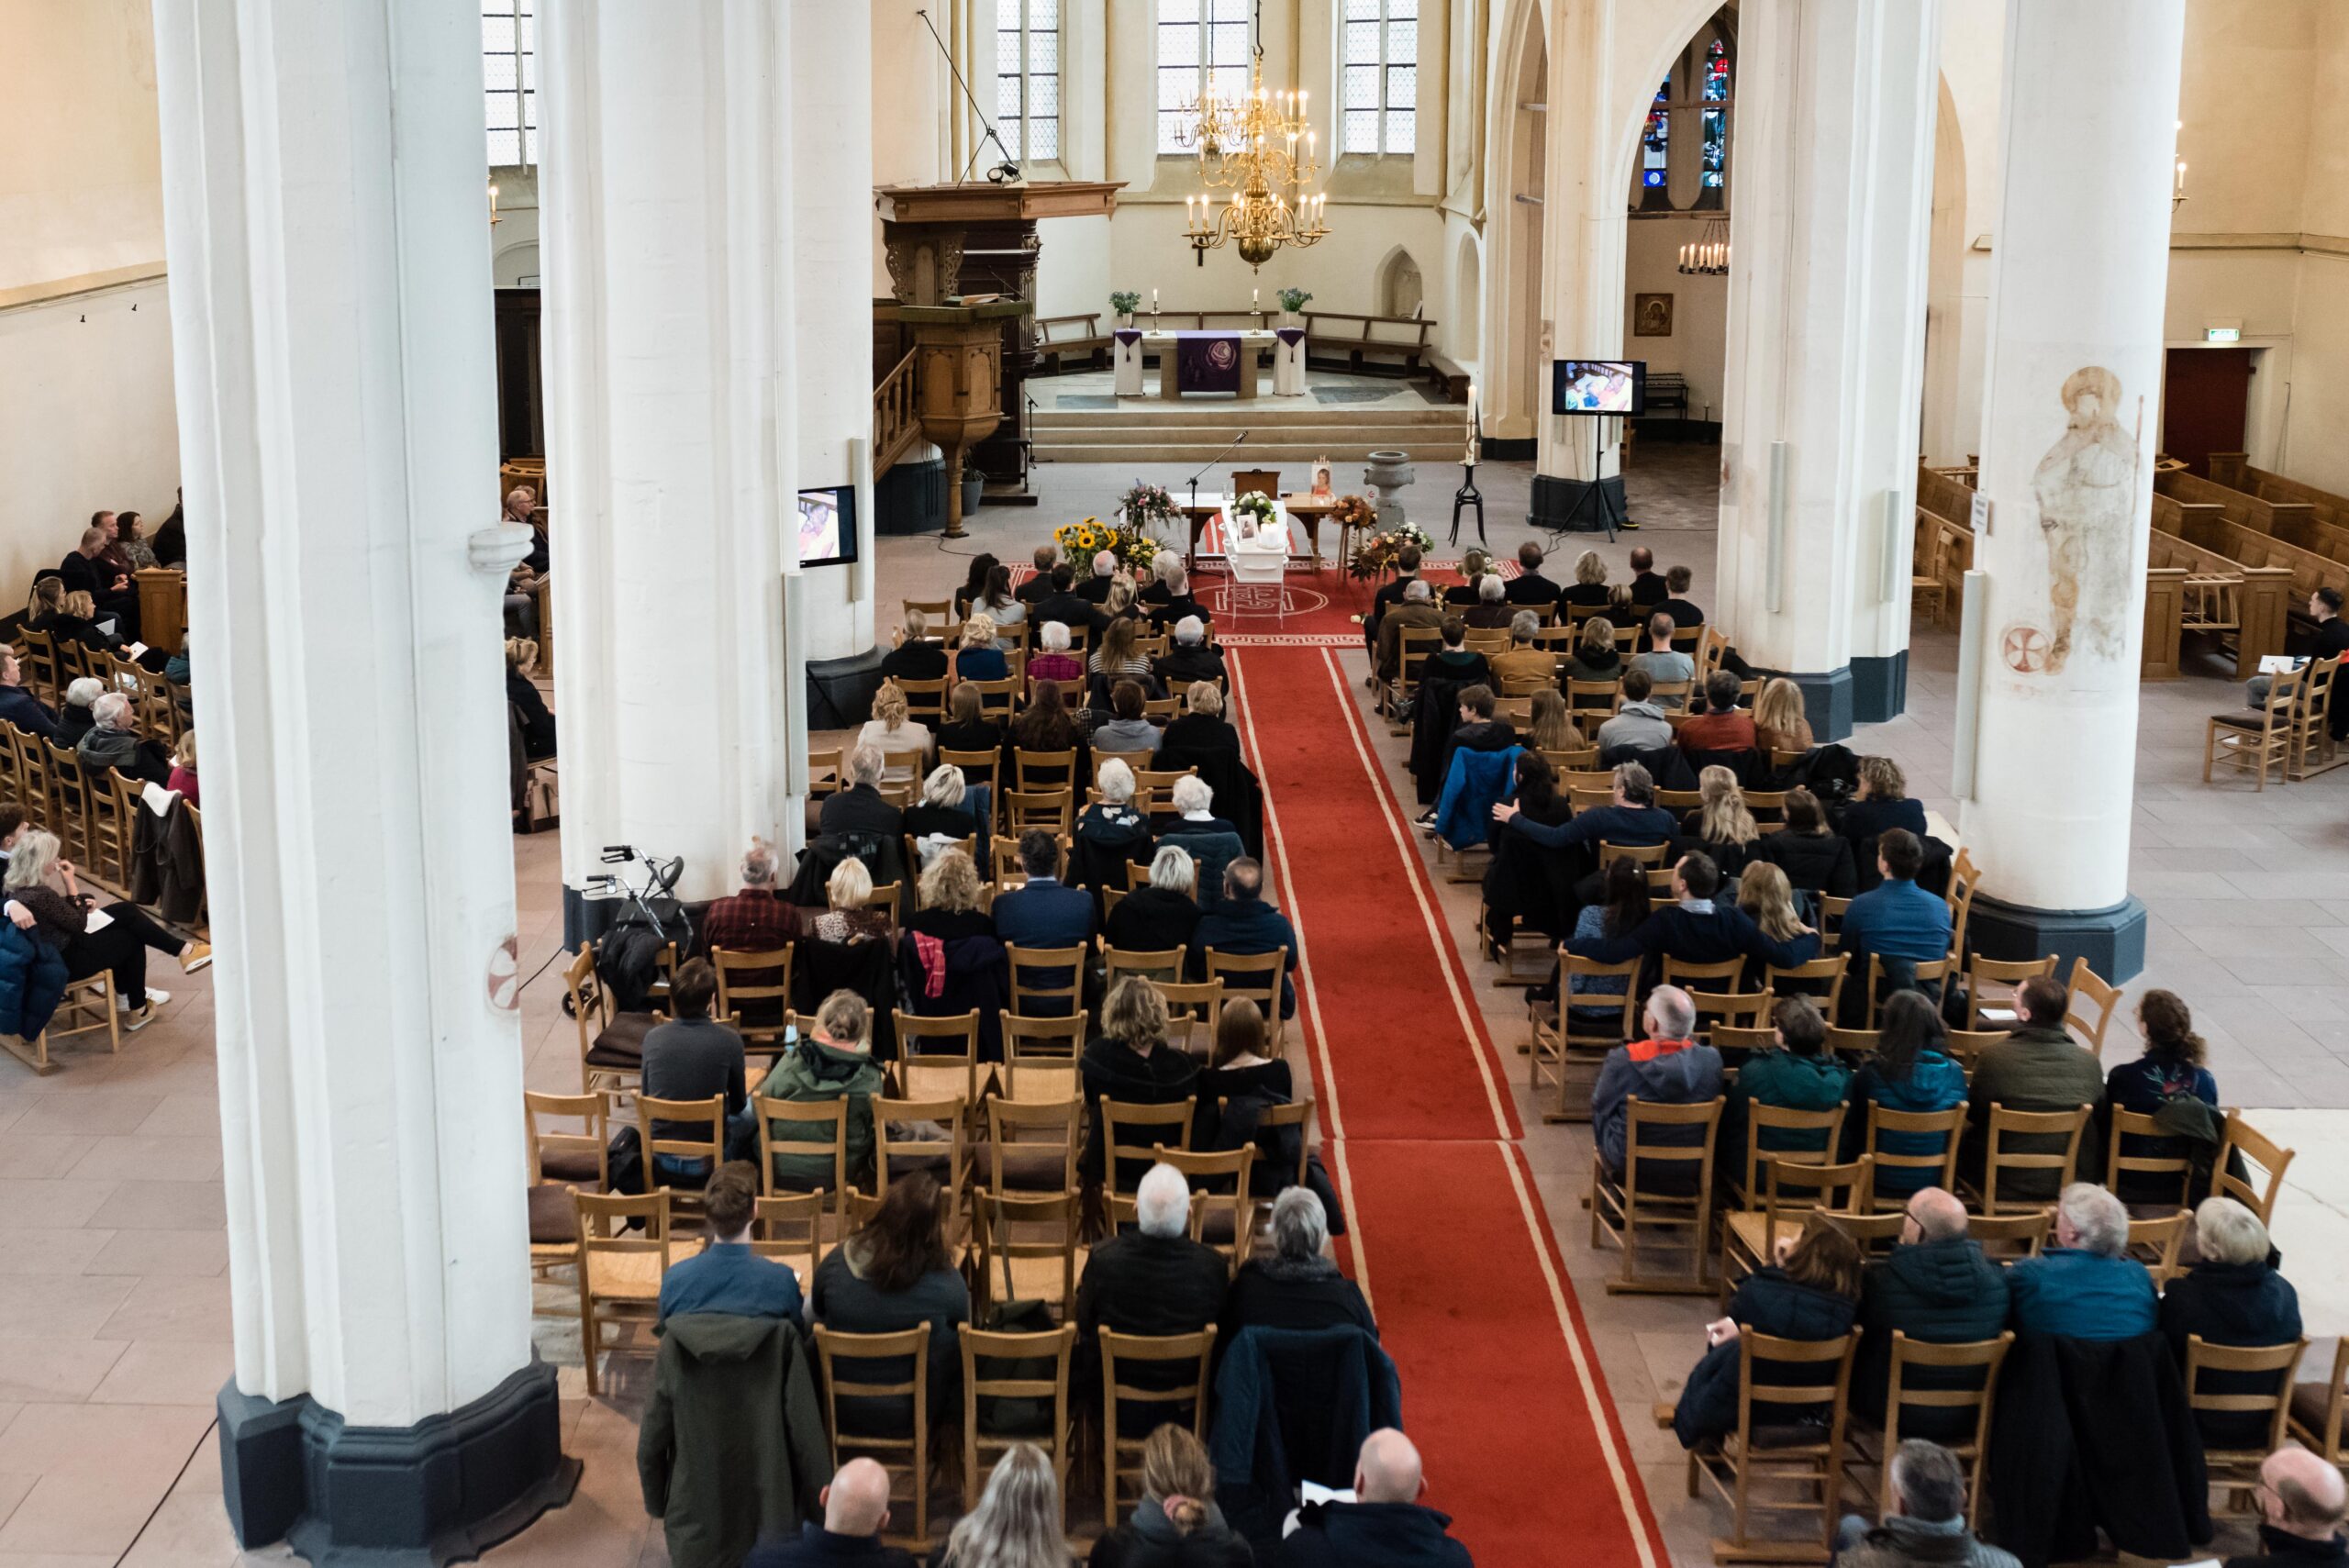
[998,0,1061,165]
[1341,0,1418,156]
[1160,0,1252,155]
[483,0,536,168]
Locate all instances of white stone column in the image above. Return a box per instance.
[1956,0,2181,978]
[150,0,570,1555]
[540,1,841,908]
[1713,0,1940,738]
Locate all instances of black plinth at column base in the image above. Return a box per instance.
[1775,667,1854,743]
[1849,650,1909,726]
[221,1359,579,1567]
[1527,472,1629,535]
[1967,892,2150,984]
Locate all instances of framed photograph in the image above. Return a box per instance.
[1310,458,1334,496]
[1633,293,1675,338]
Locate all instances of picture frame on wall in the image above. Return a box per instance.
[1634,293,1675,338]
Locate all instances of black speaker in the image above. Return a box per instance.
[806,646,888,730]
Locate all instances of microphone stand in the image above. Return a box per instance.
[1181,430,1250,578]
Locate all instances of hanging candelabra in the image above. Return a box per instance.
[1176,1,1330,270]
[1677,217,1731,275]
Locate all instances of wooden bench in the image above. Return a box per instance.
[1033,313,1110,374]
[2156,489,2347,610]
[2158,469,2349,568]
[2147,511,2296,674]
[2210,453,2349,533]
[1422,350,1471,405]
[1300,309,1437,376]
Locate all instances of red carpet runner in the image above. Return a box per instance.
[1226,641,1669,1566]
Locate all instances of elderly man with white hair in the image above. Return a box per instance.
[76,690,173,784]
[1074,757,1153,885]
[1078,548,1121,604]
[1154,612,1228,689]
[1223,1187,1374,1342]
[1277,1428,1474,1567]
[1028,619,1085,685]
[1157,773,1245,915]
[703,839,795,952]
[2008,1183,2157,1339]
[1147,563,1213,635]
[816,742,904,840]
[1375,575,1445,682]
[1105,843,1204,955]
[2159,1195,2303,1450]
[1588,984,1724,1180]
[1464,570,1514,629]
[1074,1157,1228,1415]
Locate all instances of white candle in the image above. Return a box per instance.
[1152,287,1160,310]
[1253,287,1260,309]
[2175,158,2188,197]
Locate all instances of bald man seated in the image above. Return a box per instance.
[743,1457,916,1567]
[1276,1428,1474,1567]
[2225,1447,2348,1568]
[1851,1188,2011,1437]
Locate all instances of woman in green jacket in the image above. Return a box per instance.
[755,988,888,1194]
[1722,995,1852,1187]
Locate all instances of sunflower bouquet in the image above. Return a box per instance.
[1348,517,1433,581]
[1052,517,1162,575]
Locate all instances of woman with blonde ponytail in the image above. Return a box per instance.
[1086,1424,1252,1566]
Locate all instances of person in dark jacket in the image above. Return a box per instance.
[2104,988,2221,1200]
[639,1310,832,1568]
[1274,1429,1474,1568]
[1673,1222,1864,1449]
[743,1458,916,1568]
[1082,977,1203,1186]
[1835,1439,2021,1568]
[1590,986,1724,1177]
[1089,1424,1254,1568]
[1723,995,1851,1174]
[1154,615,1227,691]
[1626,548,1667,606]
[1842,991,1969,1196]
[1852,1188,2012,1435]
[658,1162,801,1323]
[1107,846,1206,956]
[152,494,187,570]
[1074,762,1155,890]
[2222,1448,2348,1568]
[1504,540,1561,606]
[818,745,906,840]
[876,607,949,683]
[1748,788,1858,898]
[58,525,139,639]
[1077,1162,1230,1414]
[1966,974,2102,1199]
[640,959,753,1173]
[1565,851,1818,983]
[2160,1195,2303,1451]
[0,653,56,742]
[1492,759,1676,862]
[1188,856,1298,1018]
[935,684,1004,759]
[1841,756,1932,865]
[2008,1183,2156,1339]
[1420,617,1492,692]
[808,1172,969,1431]
[993,829,1095,1013]
[507,638,556,759]
[1222,1187,1374,1350]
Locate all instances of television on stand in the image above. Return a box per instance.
[1551,359,1646,417]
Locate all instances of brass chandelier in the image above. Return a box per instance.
[1177,3,1330,270]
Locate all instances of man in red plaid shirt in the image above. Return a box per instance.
[701,840,795,954]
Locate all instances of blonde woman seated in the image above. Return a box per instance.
[907,849,994,943]
[3,828,208,1030]
[1753,676,1815,756]
[950,613,1008,684]
[1678,764,1763,879]
[1085,1425,1252,1568]
[1524,688,1585,755]
[506,638,555,760]
[1560,613,1623,683]
[853,680,930,785]
[902,763,984,868]
[804,856,890,945]
[1735,863,1809,987]
[1561,549,1613,610]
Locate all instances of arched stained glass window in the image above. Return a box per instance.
[1641,80,1670,189]
[1699,38,1730,191]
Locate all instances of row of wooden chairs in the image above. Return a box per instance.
[16,628,191,744]
[2206,653,2343,789]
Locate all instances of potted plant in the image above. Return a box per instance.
[959,452,985,520]
[1276,287,1312,327]
[1109,290,1141,328]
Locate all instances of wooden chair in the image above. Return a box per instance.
[1911,514,1950,628]
[1963,955,2054,1030]
[1856,1332,2014,1521]
[960,1325,1077,1519]
[565,947,649,1097]
[1006,944,1085,1018]
[1102,944,1186,988]
[962,677,1019,726]
[874,1095,969,1203]
[1532,959,1641,1123]
[892,1010,984,1105]
[2215,1112,2295,1227]
[17,628,59,706]
[1819,896,1852,938]
[814,1325,933,1549]
[982,1097,1082,1196]
[1816,1208,1910,1257]
[2287,1340,2349,1462]
[1825,1028,1880,1062]
[2187,1334,2308,1506]
[2064,959,2121,1057]
[751,1191,827,1291]
[938,746,1001,798]
[2126,1208,2191,1284]
[1099,1097,1196,1228]
[1201,948,1287,1051]
[1246,1098,1316,1194]
[1765,956,1850,1022]
[755,1095,850,1207]
[1099,1328,1217,1529]
[1967,1104,2091,1215]
[2288,654,2345,779]
[1687,1329,1860,1562]
[20,972,122,1073]
[1730,1106,1850,1211]
[2206,664,2300,789]
[712,945,794,1055]
[573,1189,682,1396]
[1720,1157,1874,1296]
[1865,955,1954,1023]
[525,1088,611,1195]
[635,1094,728,1218]
[1965,1209,2051,1260]
[1000,1013,1085,1103]
[86,767,134,887]
[1590,1096,1723,1295]
[1943,1029,2008,1074]
[42,741,91,864]
[896,677,949,731]
[1004,787,1074,839]
[974,1187,1085,1316]
[1151,1143,1257,1274]
[1860,1103,1966,1208]
[1154,978,1224,1056]
[2105,1109,2195,1210]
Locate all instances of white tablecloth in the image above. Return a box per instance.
[1112,328,1144,396]
[1274,327,1307,395]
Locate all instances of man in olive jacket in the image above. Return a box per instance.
[1964,975,2105,1195]
[639,1309,830,1568]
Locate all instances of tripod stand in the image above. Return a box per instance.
[1553,417,1627,540]
[1449,461,1485,547]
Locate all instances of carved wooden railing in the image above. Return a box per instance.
[874,348,921,477]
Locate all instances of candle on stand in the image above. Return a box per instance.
[1253,286,1260,310]
[1152,286,1160,311]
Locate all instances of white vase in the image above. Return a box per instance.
[1115,311,1135,328]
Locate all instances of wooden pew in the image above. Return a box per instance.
[2154,488,2346,612]
[2142,567,2188,681]
[1034,313,1109,373]
[2147,507,2296,674]
[1300,309,1438,375]
[2209,453,2349,532]
[2157,469,2349,567]
[1916,464,1977,531]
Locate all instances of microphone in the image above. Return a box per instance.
[1183,429,1251,512]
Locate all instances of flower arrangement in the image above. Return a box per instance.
[1117,480,1179,533]
[1109,290,1141,316]
[1277,287,1313,315]
[1348,516,1433,581]
[1052,516,1162,575]
[1231,491,1278,529]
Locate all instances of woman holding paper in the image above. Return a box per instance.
[1,828,209,1031]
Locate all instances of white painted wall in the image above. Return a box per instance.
[1620,217,1729,420]
[0,0,177,603]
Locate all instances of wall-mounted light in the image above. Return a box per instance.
[489,182,502,226]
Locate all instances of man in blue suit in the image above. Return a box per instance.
[655,1161,802,1323]
[992,828,1096,1013]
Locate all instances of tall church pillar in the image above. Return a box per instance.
[1713,0,1941,739]
[150,0,573,1559]
[1957,0,2183,979]
[540,2,841,915]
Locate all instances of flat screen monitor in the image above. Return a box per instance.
[796,484,857,568]
[1552,359,1646,417]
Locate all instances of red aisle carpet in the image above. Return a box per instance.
[1226,644,1669,1566]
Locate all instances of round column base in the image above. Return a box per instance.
[1966,891,2149,984]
